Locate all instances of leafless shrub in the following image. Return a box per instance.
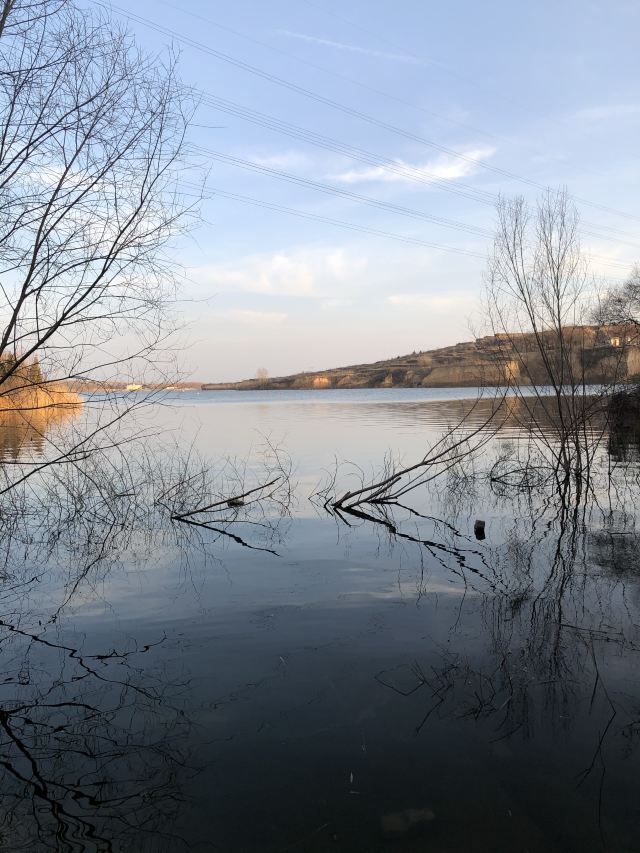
[327,390,508,513]
[481,190,623,481]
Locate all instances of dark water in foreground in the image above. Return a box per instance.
[1,389,639,852]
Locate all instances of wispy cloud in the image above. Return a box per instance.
[192,248,368,299]
[277,29,431,66]
[331,147,496,185]
[569,104,640,123]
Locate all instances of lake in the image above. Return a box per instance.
[0,388,638,852]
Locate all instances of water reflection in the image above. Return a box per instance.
[284,480,640,851]
[608,416,640,463]
[0,391,638,851]
[0,397,80,459]
[0,612,195,852]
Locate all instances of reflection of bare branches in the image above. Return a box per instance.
[333,500,499,593]
[0,430,294,601]
[173,477,286,555]
[329,392,507,511]
[363,439,640,851]
[168,439,294,555]
[0,618,196,851]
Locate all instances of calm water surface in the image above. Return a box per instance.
[1,388,639,852]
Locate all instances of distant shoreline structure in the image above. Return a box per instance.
[202,326,640,392]
[69,381,203,394]
[62,326,640,394]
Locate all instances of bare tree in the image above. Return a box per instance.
[592,264,640,439]
[482,190,620,479]
[256,367,269,387]
[0,0,200,487]
[592,265,640,327]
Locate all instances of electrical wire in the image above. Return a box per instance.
[98,0,640,226]
[193,147,493,238]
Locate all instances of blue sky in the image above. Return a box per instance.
[102,0,640,380]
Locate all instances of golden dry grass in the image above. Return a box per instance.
[0,383,83,413]
[0,384,82,459]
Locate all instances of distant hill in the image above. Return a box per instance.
[203,326,640,391]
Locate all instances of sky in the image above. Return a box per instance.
[95,0,640,381]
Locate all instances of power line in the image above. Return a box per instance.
[157,0,527,155]
[193,147,492,238]
[192,98,640,255]
[179,182,632,279]
[100,3,540,187]
[296,0,547,119]
[166,0,636,248]
[198,187,486,258]
[97,0,640,226]
[580,228,640,253]
[89,1,640,263]
[582,220,640,243]
[196,93,496,205]
[162,0,640,241]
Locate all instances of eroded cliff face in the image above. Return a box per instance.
[203,327,639,391]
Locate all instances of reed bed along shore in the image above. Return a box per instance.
[0,383,83,413]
